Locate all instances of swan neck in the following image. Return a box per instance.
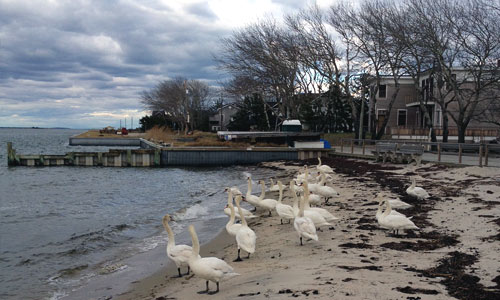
[188,225,200,256]
[298,196,305,217]
[318,156,322,166]
[278,185,283,203]
[228,204,235,225]
[247,178,252,194]
[227,190,233,205]
[411,178,416,188]
[259,182,265,199]
[236,202,247,226]
[382,200,392,216]
[162,218,175,247]
[319,171,326,185]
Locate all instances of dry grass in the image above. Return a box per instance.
[144,126,286,147]
[76,126,288,148]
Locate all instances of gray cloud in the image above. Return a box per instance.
[0,0,311,128]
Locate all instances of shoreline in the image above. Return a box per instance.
[116,158,500,299]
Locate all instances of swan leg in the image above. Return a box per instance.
[234,248,243,262]
[300,237,303,246]
[197,281,209,294]
[186,266,190,275]
[208,282,220,295]
[268,210,272,217]
[177,267,182,278]
[280,218,283,225]
[247,252,251,259]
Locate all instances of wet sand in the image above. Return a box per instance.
[118,157,500,300]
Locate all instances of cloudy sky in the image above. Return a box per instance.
[0,0,336,129]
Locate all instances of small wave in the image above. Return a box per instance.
[174,204,209,221]
[47,290,68,300]
[0,206,18,211]
[56,264,88,279]
[98,263,128,275]
[138,235,164,252]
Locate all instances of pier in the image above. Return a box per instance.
[6,141,332,167]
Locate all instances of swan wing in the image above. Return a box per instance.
[260,199,277,209]
[294,217,318,241]
[382,214,419,230]
[236,227,256,253]
[202,257,240,279]
[276,203,295,219]
[169,245,195,264]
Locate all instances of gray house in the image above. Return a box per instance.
[208,103,239,131]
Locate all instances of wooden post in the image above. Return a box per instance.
[458,144,462,164]
[154,149,160,166]
[126,149,132,167]
[340,138,344,153]
[350,139,354,154]
[7,142,14,166]
[479,144,483,167]
[485,144,489,167]
[437,143,441,162]
[97,152,103,166]
[362,140,366,155]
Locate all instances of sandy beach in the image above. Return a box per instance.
[117,156,499,300]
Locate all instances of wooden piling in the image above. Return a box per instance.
[458,144,463,164]
[485,144,489,167]
[437,143,441,162]
[479,144,483,167]
[340,138,344,153]
[362,140,366,155]
[350,140,354,154]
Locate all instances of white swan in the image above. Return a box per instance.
[313,171,339,203]
[269,178,280,192]
[275,181,295,224]
[224,188,256,219]
[377,199,419,235]
[295,165,315,184]
[376,193,412,209]
[406,177,430,200]
[316,156,333,174]
[162,214,197,277]
[226,186,242,197]
[257,180,278,216]
[233,195,256,261]
[187,225,239,294]
[225,193,243,237]
[299,182,332,229]
[244,177,261,210]
[303,191,339,222]
[293,192,318,245]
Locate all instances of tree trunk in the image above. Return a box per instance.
[457,125,466,144]
[442,110,449,143]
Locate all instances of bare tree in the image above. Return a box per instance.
[383,1,438,142]
[141,77,211,133]
[215,18,301,127]
[443,0,500,143]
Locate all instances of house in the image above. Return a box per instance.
[371,70,499,141]
[208,103,239,131]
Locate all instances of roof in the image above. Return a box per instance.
[283,120,301,126]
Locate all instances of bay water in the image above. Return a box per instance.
[0,128,278,299]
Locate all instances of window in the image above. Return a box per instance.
[378,85,386,98]
[397,110,407,126]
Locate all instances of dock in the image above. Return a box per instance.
[6,140,332,167]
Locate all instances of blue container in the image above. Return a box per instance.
[321,139,331,149]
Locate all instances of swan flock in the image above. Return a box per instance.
[161,157,424,294]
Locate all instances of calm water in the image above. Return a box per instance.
[0,128,277,299]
